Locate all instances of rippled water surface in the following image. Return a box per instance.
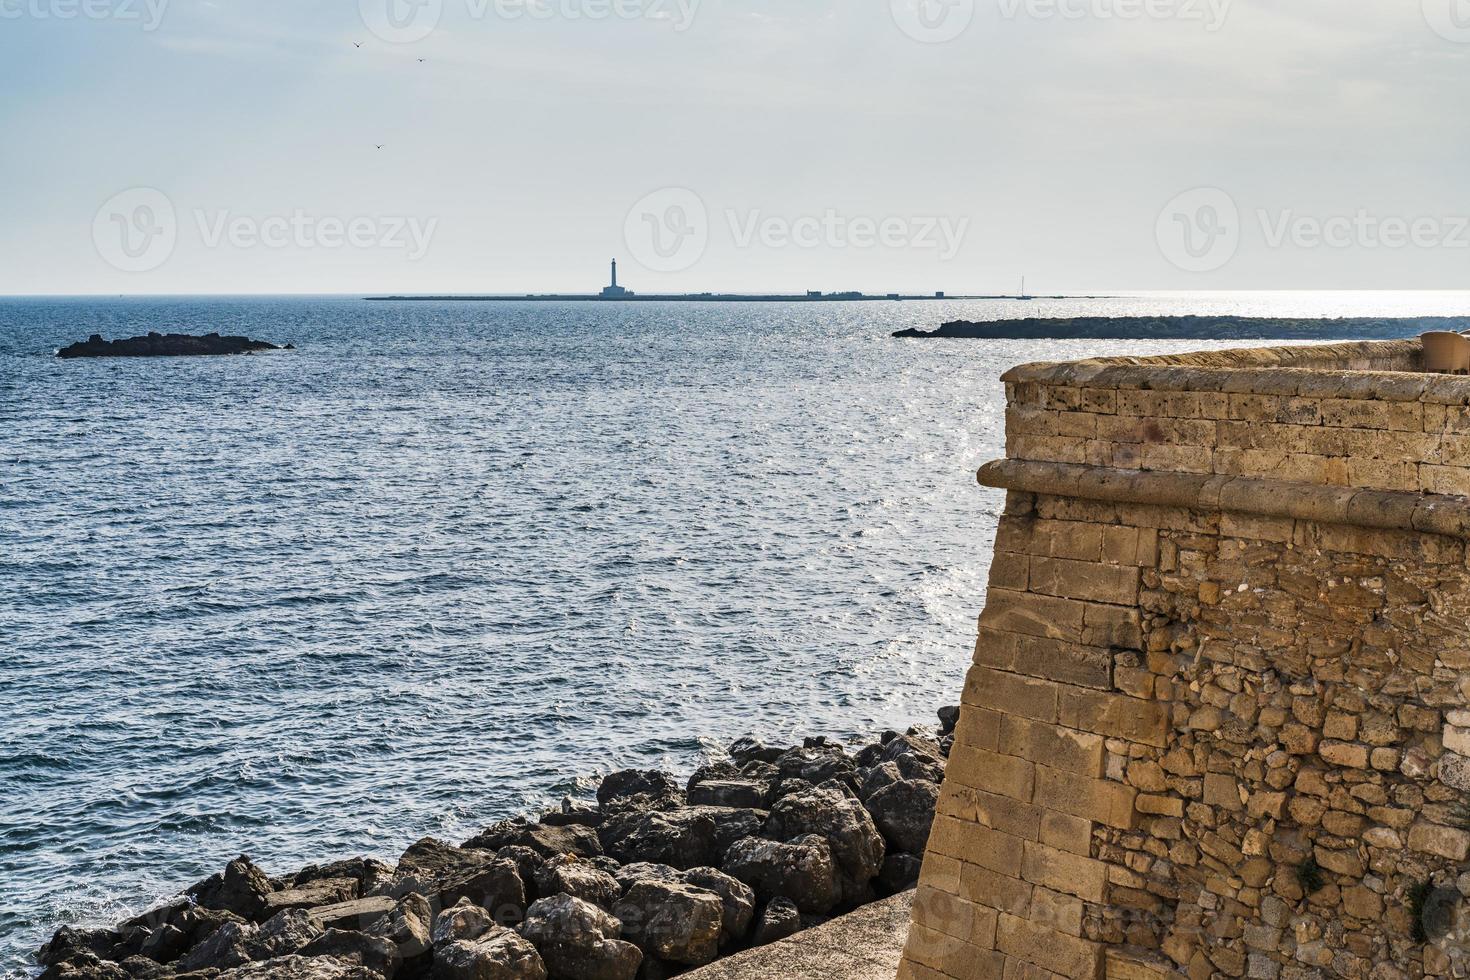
[5,292,1469,973]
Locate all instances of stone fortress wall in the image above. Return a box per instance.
[899,339,1470,980]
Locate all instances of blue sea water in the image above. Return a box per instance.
[4,292,1469,974]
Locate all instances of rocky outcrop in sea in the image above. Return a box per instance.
[891,315,1470,340]
[56,333,293,358]
[35,708,955,980]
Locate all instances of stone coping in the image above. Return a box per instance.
[1002,338,1470,404]
[685,890,913,980]
[979,458,1470,538]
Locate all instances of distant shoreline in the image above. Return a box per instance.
[363,294,1079,303]
[893,314,1470,340]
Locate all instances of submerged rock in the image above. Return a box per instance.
[56,332,292,358]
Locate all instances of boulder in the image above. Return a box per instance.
[857,762,902,803]
[612,881,723,966]
[307,896,399,932]
[366,892,433,960]
[599,807,763,870]
[688,780,770,809]
[463,821,603,860]
[260,879,358,918]
[763,785,885,903]
[431,927,548,980]
[878,852,923,892]
[865,779,939,855]
[721,836,840,914]
[175,919,255,973]
[879,736,945,784]
[36,928,125,968]
[35,951,131,980]
[596,771,683,815]
[138,923,188,964]
[248,909,322,959]
[611,863,686,891]
[751,898,801,946]
[683,868,755,945]
[533,856,621,910]
[518,895,641,980]
[728,738,784,766]
[494,847,547,896]
[297,930,400,977]
[440,858,528,919]
[209,954,382,979]
[773,747,858,791]
[539,798,601,829]
[187,856,275,922]
[434,899,497,945]
[291,858,395,898]
[937,706,960,736]
[685,761,740,794]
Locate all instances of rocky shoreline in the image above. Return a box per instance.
[891,314,1470,340]
[35,708,956,980]
[56,333,293,358]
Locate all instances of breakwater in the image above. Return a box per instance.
[37,711,952,980]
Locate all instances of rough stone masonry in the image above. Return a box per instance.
[900,339,1470,980]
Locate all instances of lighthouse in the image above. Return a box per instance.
[600,259,632,299]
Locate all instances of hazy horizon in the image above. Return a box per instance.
[4,1,1470,295]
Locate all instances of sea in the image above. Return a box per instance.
[4,291,1469,974]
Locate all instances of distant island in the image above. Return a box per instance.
[57,332,293,359]
[892,315,1470,340]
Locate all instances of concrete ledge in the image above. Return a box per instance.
[684,891,913,980]
[979,459,1470,538]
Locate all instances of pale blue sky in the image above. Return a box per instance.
[2,0,1468,294]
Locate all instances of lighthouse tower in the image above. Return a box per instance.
[600,259,632,299]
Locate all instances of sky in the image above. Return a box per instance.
[1,0,1469,295]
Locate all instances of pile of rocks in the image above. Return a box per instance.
[36,711,954,980]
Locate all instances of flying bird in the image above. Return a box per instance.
[353,42,362,48]
[375,145,384,150]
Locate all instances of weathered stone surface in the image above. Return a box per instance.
[863,779,939,855]
[599,807,762,870]
[432,927,548,980]
[597,770,684,815]
[296,930,399,977]
[612,880,724,966]
[533,856,621,910]
[721,835,840,914]
[763,786,885,903]
[518,895,641,980]
[187,856,275,922]
[683,868,756,945]
[751,898,802,946]
[463,822,603,860]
